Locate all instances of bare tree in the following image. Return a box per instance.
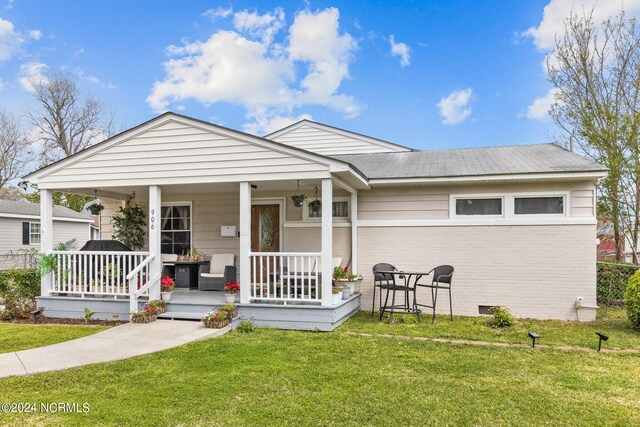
[0,110,31,189]
[28,71,115,164]
[548,11,640,261]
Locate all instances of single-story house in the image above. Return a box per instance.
[0,199,92,259]
[22,112,606,328]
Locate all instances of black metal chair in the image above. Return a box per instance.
[372,263,397,316]
[414,265,454,323]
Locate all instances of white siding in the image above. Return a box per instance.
[37,120,331,189]
[270,123,408,155]
[0,217,90,254]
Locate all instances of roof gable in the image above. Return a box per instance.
[25,113,366,190]
[265,120,412,155]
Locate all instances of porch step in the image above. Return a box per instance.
[157,311,206,321]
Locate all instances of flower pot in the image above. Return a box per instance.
[331,291,342,305]
[292,196,305,207]
[225,293,236,304]
[88,205,103,215]
[132,315,156,324]
[204,319,229,329]
[161,292,172,302]
[342,288,350,300]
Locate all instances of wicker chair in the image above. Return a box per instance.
[198,254,236,291]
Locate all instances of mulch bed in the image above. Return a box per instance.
[1,317,124,326]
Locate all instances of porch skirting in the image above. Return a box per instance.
[35,294,361,332]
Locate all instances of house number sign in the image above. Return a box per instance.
[150,209,155,230]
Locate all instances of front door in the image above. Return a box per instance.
[251,204,280,252]
[251,204,280,291]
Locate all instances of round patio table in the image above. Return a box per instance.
[376,270,428,323]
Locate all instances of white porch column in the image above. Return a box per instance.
[239,182,251,304]
[40,189,53,296]
[321,178,333,306]
[350,192,358,275]
[148,185,162,300]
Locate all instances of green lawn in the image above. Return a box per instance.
[1,326,639,426]
[0,324,108,353]
[340,307,640,350]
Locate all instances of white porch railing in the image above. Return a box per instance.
[250,252,322,303]
[51,251,151,299]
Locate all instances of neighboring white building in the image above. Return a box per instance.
[0,200,93,254]
[22,113,607,326]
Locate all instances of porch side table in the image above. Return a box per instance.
[174,260,209,289]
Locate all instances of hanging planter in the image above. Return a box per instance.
[291,194,307,207]
[291,180,306,208]
[88,203,104,215]
[309,199,321,216]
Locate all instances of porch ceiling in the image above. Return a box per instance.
[58,179,347,201]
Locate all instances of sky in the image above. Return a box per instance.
[1,0,639,151]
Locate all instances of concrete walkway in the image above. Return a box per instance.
[0,320,230,378]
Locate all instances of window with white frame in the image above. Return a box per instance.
[454,197,503,216]
[29,222,41,244]
[514,196,564,215]
[304,198,350,220]
[161,203,192,255]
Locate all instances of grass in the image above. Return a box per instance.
[339,307,640,350]
[0,327,639,426]
[0,323,108,353]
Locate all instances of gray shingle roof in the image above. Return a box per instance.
[0,200,92,221]
[332,143,606,179]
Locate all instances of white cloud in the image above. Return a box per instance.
[28,29,42,40]
[0,17,23,61]
[527,88,561,121]
[5,0,13,10]
[436,88,473,125]
[148,7,360,134]
[203,6,233,21]
[18,62,48,93]
[525,0,640,51]
[233,7,285,44]
[75,68,101,84]
[0,78,6,90]
[389,35,410,67]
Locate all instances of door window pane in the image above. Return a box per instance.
[515,197,564,215]
[455,198,502,216]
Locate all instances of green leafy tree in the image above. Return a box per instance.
[24,190,93,212]
[548,11,640,261]
[111,204,146,250]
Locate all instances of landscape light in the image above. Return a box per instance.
[596,332,609,352]
[528,332,540,347]
[31,309,42,324]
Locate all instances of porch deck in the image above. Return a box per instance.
[36,292,361,331]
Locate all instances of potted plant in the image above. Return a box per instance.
[146,300,167,314]
[131,307,157,323]
[203,310,229,328]
[224,281,240,304]
[161,276,175,301]
[333,266,361,295]
[88,202,104,215]
[219,304,238,320]
[308,199,321,216]
[331,286,343,305]
[291,194,307,207]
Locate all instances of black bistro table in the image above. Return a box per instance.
[376,270,430,323]
[174,260,209,289]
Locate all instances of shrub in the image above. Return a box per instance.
[625,270,640,330]
[238,320,256,333]
[488,306,514,328]
[0,269,40,319]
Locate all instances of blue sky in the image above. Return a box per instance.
[0,0,634,150]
